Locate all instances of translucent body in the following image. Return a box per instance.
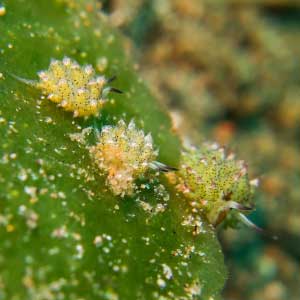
[170,143,255,225]
[37,57,107,117]
[89,120,158,196]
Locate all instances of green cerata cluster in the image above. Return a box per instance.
[18,57,259,228]
[167,143,258,226]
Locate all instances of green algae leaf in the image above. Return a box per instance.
[0,1,227,299]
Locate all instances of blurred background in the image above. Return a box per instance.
[100,0,300,299]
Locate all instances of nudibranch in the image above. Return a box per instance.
[89,119,176,197]
[167,143,259,227]
[13,56,122,118]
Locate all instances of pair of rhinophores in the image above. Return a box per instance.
[13,56,267,233]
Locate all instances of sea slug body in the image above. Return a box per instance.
[89,119,175,197]
[168,143,257,226]
[37,57,120,117]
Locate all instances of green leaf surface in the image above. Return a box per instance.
[0,1,227,299]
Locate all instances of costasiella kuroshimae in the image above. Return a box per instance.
[9,56,122,118]
[166,142,274,236]
[88,119,178,197]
